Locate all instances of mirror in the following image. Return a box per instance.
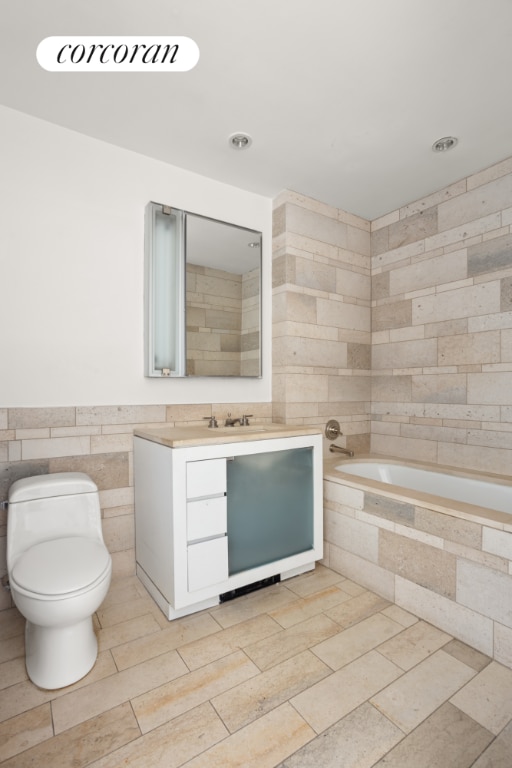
[145,203,262,378]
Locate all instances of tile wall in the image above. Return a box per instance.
[371,156,512,473]
[272,190,371,452]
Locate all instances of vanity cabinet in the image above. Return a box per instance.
[134,428,323,620]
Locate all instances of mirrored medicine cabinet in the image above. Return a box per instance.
[144,202,262,378]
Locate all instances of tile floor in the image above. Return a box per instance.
[2,565,512,766]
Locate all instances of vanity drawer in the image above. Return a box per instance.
[186,458,227,499]
[187,496,227,542]
[187,536,228,592]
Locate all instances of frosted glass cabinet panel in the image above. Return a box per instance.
[227,448,313,574]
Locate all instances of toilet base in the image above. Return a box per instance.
[25,616,98,690]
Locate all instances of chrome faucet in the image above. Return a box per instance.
[225,416,241,427]
[225,413,253,427]
[329,444,354,457]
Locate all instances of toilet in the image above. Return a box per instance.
[7,472,112,689]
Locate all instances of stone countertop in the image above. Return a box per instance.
[133,423,322,448]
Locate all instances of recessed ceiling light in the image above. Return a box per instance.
[229,133,252,150]
[432,136,458,152]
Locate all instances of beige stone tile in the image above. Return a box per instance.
[389,249,467,296]
[244,614,340,671]
[21,435,91,460]
[395,576,494,656]
[373,701,493,768]
[212,649,329,732]
[178,614,281,671]
[284,564,346,597]
[52,650,188,734]
[371,649,476,733]
[4,703,140,767]
[372,300,412,332]
[313,613,403,670]
[0,703,53,763]
[415,507,482,549]
[112,611,221,671]
[97,613,162,654]
[291,650,401,733]
[328,548,396,601]
[210,583,297,629]
[457,560,512,627]
[277,701,402,768]
[413,281,501,326]
[472,719,512,768]
[381,604,418,628]
[90,702,228,768]
[450,661,512,734]
[326,513,379,563]
[96,595,158,628]
[439,173,512,231]
[0,650,117,724]
[379,529,457,600]
[132,650,259,734]
[268,586,352,629]
[0,657,27,690]
[76,405,166,426]
[443,638,492,672]
[411,372,467,404]
[184,702,314,768]
[377,620,451,670]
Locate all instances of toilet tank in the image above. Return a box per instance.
[7,472,105,569]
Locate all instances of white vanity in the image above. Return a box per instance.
[133,424,323,619]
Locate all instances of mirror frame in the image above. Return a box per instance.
[144,202,262,378]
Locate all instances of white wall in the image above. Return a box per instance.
[0,106,272,406]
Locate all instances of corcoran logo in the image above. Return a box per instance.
[36,36,200,72]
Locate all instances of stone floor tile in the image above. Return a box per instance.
[269,585,353,629]
[443,638,492,672]
[0,656,27,690]
[243,614,340,671]
[0,703,53,763]
[212,649,330,732]
[89,702,228,768]
[450,661,512,734]
[472,718,512,767]
[291,650,402,734]
[1,703,140,768]
[313,613,404,670]
[373,702,493,767]
[381,604,418,628]
[276,702,403,768]
[0,650,117,724]
[98,613,161,653]
[182,702,315,768]
[132,650,259,734]
[377,620,452,670]
[178,614,281,671]
[52,650,187,734]
[371,649,476,733]
[325,590,391,629]
[210,584,298,629]
[112,611,222,671]
[283,564,346,597]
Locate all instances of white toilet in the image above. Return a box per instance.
[7,472,112,689]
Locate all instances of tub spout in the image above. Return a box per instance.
[329,444,354,457]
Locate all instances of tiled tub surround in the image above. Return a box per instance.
[323,455,512,669]
[0,403,273,612]
[371,156,512,475]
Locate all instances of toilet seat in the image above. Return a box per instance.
[11,537,111,598]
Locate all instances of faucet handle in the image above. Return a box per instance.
[203,416,218,428]
[240,414,253,426]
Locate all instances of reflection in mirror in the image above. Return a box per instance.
[144,202,262,378]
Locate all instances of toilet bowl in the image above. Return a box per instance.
[7,472,112,689]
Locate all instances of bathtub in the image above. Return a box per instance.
[323,455,512,667]
[332,459,512,516]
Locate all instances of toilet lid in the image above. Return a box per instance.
[12,537,111,596]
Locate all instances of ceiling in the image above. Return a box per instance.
[2,0,512,221]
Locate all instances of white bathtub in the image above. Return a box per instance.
[333,459,512,516]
